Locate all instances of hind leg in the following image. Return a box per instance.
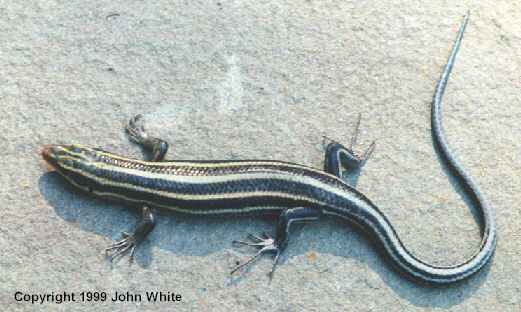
[231,207,322,279]
[323,114,375,181]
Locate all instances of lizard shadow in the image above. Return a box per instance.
[38,152,491,309]
[39,171,269,268]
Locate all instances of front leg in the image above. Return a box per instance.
[105,115,168,261]
[106,206,156,261]
[232,207,322,278]
[125,114,169,161]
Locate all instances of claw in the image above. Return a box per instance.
[233,240,260,247]
[128,245,136,262]
[231,233,281,277]
[125,114,149,144]
[349,113,362,152]
[106,234,137,262]
[322,135,337,147]
[268,250,281,280]
[349,113,376,164]
[360,140,376,165]
[248,233,263,242]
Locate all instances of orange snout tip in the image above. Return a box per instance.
[42,144,50,153]
[41,145,56,171]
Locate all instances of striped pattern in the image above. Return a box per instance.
[43,139,494,284]
[41,12,496,285]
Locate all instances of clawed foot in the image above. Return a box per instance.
[232,233,282,279]
[125,114,168,161]
[322,113,375,164]
[126,114,149,145]
[105,232,137,262]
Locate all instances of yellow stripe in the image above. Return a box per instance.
[60,173,284,215]
[57,161,321,202]
[71,144,329,174]
[54,147,380,227]
[56,146,346,189]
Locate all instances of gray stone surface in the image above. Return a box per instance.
[1,1,520,311]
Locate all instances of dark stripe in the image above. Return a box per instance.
[95,150,351,184]
[62,167,320,211]
[80,160,366,201]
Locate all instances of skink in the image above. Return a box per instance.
[41,12,496,285]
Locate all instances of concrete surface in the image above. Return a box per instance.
[1,1,520,311]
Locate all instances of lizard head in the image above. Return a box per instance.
[41,144,106,193]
